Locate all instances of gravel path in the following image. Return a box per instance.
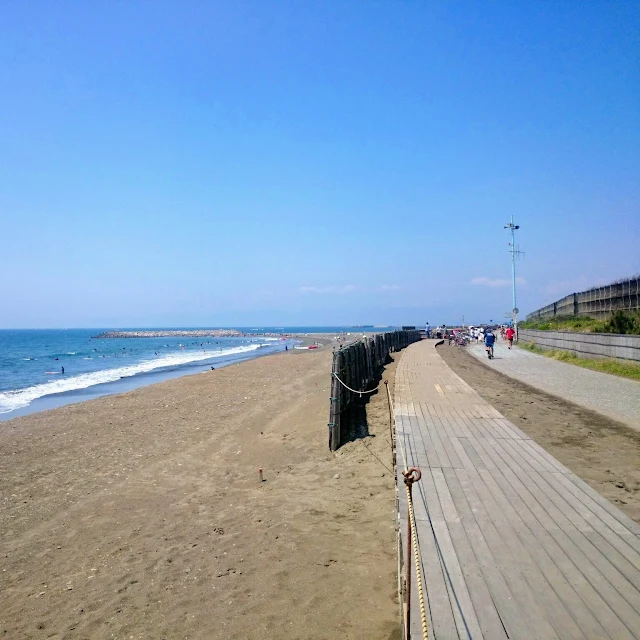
[466,340,640,430]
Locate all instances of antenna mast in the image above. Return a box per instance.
[504,216,524,334]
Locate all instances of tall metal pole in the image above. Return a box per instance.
[511,216,517,314]
[504,216,522,337]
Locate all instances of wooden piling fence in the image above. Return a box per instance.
[328,330,421,451]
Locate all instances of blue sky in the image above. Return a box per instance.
[1,1,638,328]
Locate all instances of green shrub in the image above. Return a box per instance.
[602,311,640,335]
[521,311,640,335]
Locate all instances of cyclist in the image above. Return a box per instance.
[484,329,496,359]
[505,325,515,349]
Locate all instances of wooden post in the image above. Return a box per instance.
[405,483,412,640]
[328,331,424,452]
[329,350,341,451]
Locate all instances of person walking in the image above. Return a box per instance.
[505,326,515,349]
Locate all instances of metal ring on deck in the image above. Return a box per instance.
[403,467,422,483]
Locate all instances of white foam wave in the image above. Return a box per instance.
[0,345,262,414]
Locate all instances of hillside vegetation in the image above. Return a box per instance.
[521,311,640,335]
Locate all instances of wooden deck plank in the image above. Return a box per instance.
[414,403,449,469]
[455,437,486,470]
[494,416,530,440]
[433,469,507,640]
[482,436,529,473]
[560,473,640,539]
[456,408,493,439]
[479,467,617,639]
[418,406,454,469]
[461,436,498,470]
[421,470,485,639]
[406,408,440,469]
[522,438,572,474]
[449,407,483,439]
[507,469,640,637]
[546,474,640,570]
[442,468,535,639]
[454,468,562,640]
[431,469,510,639]
[483,418,514,440]
[497,468,637,639]
[467,435,510,471]
[447,437,479,471]
[463,467,587,640]
[498,437,548,474]
[447,407,475,438]
[486,468,619,640]
[413,519,460,639]
[393,341,640,640]
[523,470,640,615]
[511,438,564,474]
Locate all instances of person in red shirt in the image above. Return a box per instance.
[505,326,516,349]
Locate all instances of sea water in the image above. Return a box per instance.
[0,327,379,419]
[0,329,292,418]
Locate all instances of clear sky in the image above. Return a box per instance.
[1,1,638,328]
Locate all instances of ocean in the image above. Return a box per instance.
[0,327,383,420]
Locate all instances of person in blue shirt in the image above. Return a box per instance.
[484,329,496,359]
[425,322,431,339]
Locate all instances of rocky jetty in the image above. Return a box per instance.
[93,329,242,339]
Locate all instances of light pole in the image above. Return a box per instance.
[504,216,523,336]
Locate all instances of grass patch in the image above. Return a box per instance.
[520,315,605,332]
[519,342,640,381]
[520,311,640,334]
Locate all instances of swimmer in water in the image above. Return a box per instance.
[61,366,65,374]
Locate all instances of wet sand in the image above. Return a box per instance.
[1,347,401,639]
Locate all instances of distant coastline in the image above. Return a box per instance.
[92,329,242,339]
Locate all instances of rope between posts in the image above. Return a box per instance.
[386,383,408,473]
[405,476,429,640]
[388,381,428,639]
[331,372,385,395]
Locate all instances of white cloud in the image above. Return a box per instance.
[380,284,402,291]
[471,277,526,288]
[299,285,357,294]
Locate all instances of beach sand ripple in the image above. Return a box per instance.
[0,347,401,639]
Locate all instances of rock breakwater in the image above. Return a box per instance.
[93,329,242,339]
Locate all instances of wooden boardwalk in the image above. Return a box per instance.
[395,340,640,640]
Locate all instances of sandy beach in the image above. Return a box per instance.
[1,346,401,639]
